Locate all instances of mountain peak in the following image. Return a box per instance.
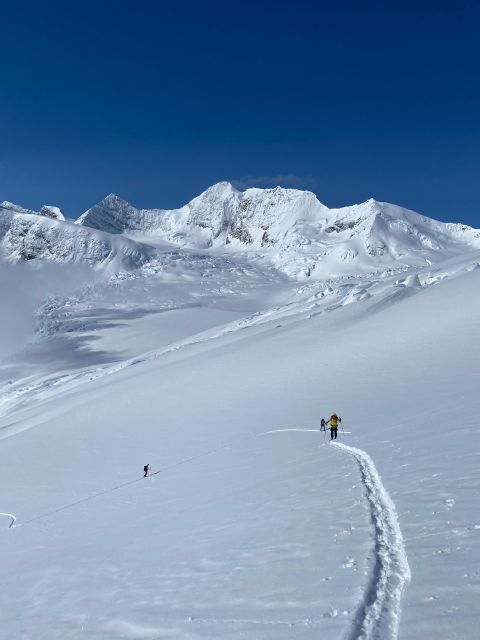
[191,181,239,202]
[356,197,383,213]
[75,194,136,233]
[214,180,236,190]
[100,193,132,207]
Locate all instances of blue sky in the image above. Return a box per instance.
[1,0,479,223]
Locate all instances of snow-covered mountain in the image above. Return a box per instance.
[1,200,66,221]
[0,203,154,271]
[2,183,480,278]
[1,184,480,640]
[76,182,480,277]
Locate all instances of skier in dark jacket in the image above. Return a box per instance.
[144,464,150,477]
[320,418,327,431]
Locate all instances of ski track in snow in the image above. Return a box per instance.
[331,442,411,640]
[176,614,335,627]
[15,441,237,527]
[0,512,16,528]
[262,428,321,434]
[262,431,411,640]
[262,428,352,435]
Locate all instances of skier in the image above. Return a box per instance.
[143,464,150,477]
[320,418,326,431]
[326,413,341,440]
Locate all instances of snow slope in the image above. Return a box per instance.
[0,224,479,640]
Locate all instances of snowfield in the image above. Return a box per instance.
[0,184,479,639]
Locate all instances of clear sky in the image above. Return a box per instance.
[1,0,479,224]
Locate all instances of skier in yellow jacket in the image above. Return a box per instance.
[326,413,342,440]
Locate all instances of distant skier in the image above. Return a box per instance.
[320,418,326,431]
[143,464,150,477]
[326,413,341,440]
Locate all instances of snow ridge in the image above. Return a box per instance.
[3,183,480,279]
[74,183,480,278]
[332,442,411,640]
